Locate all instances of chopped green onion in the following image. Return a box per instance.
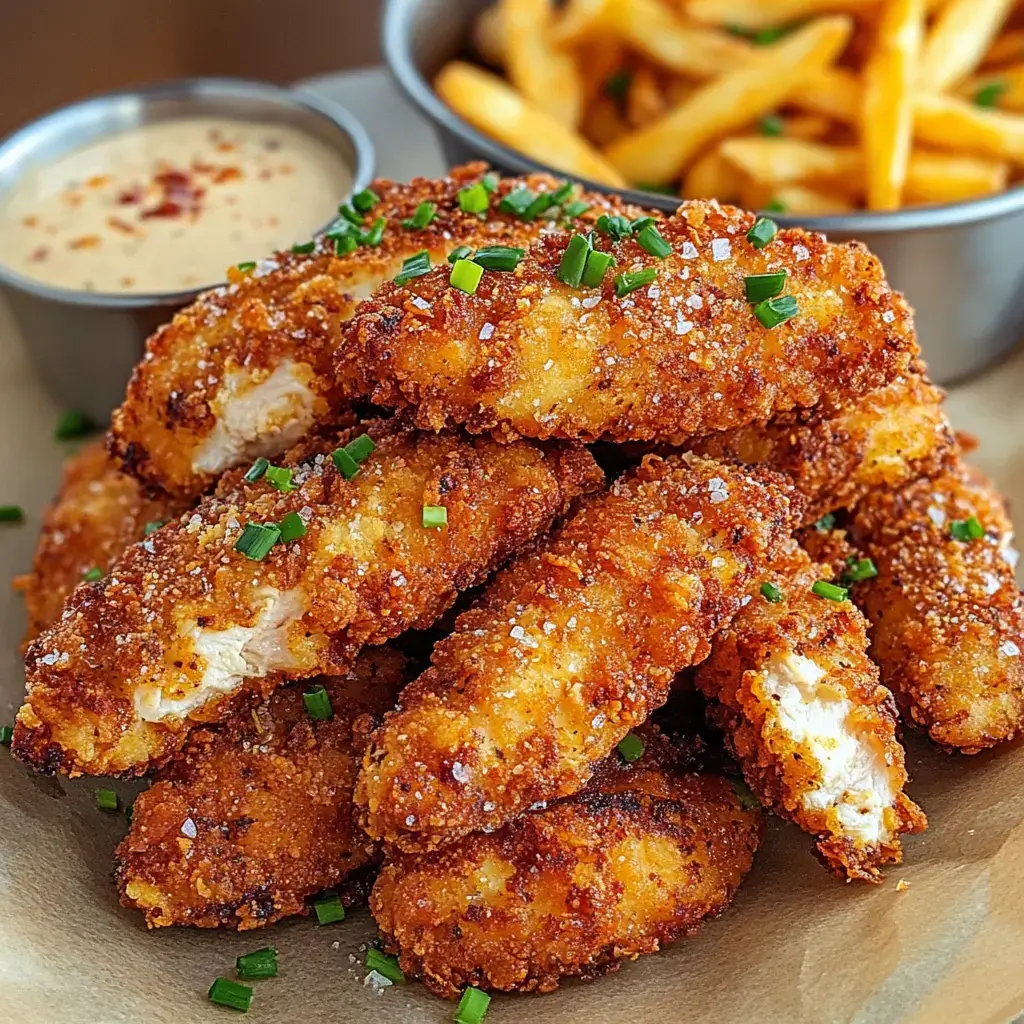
[54,409,93,440]
[746,216,779,249]
[244,457,270,483]
[760,113,785,136]
[744,270,788,303]
[82,567,103,583]
[0,725,13,746]
[291,240,315,255]
[731,777,760,810]
[124,801,133,826]
[0,506,24,523]
[551,180,575,205]
[636,223,672,259]
[814,512,836,532]
[422,505,448,529]
[499,187,536,219]
[812,579,848,602]
[234,523,281,561]
[454,987,492,1024]
[563,199,591,219]
[236,947,278,980]
[636,182,676,196]
[754,25,789,45]
[614,267,658,297]
[236,261,256,272]
[617,732,646,762]
[401,201,438,230]
[394,249,432,286]
[366,948,405,984]
[524,191,556,221]
[458,182,490,216]
[605,70,632,100]
[950,516,985,542]
[338,203,363,226]
[764,198,788,213]
[264,465,295,492]
[332,447,360,480]
[450,257,484,295]
[278,511,307,543]
[312,894,345,925]
[630,216,655,235]
[360,216,387,246]
[844,557,878,583]
[208,977,253,1013]
[481,171,500,194]
[335,234,358,255]
[344,433,376,464]
[753,294,799,329]
[596,213,634,241]
[448,244,474,263]
[556,234,592,288]
[95,788,118,811]
[975,80,1006,108]
[352,188,380,213]
[472,245,525,271]
[581,250,615,287]
[303,684,333,721]
[760,581,783,603]
[143,520,165,536]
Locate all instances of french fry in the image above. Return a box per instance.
[919,0,1016,91]
[583,95,629,147]
[915,91,1024,163]
[682,147,747,200]
[578,36,624,105]
[625,65,668,129]
[904,150,1010,203]
[862,0,924,211]
[684,0,880,31]
[604,17,853,183]
[781,114,834,140]
[981,28,1024,68]
[501,0,583,127]
[792,67,861,124]
[435,62,628,186]
[552,0,614,44]
[472,3,506,67]
[762,184,856,215]
[960,66,1024,112]
[719,137,863,194]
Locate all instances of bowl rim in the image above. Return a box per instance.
[382,0,1024,235]
[0,76,375,309]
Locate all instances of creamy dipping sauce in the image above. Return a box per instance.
[0,117,353,294]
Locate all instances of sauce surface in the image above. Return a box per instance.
[0,117,353,294]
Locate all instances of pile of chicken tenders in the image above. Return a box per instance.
[11,164,1024,1001]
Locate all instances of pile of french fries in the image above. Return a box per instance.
[435,0,1024,214]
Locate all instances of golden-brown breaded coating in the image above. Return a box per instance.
[694,540,926,882]
[14,422,601,778]
[338,200,918,444]
[845,461,1024,753]
[109,164,650,499]
[686,371,955,524]
[371,729,762,996]
[13,440,188,646]
[356,454,802,852]
[116,647,409,930]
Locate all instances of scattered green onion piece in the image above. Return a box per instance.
[312,894,346,925]
[760,113,785,136]
[744,270,788,303]
[125,802,133,826]
[0,725,12,746]
[812,579,848,602]
[394,249,433,286]
[563,199,591,219]
[143,520,165,536]
[581,250,615,287]
[454,987,492,1024]
[360,216,387,246]
[83,567,103,583]
[523,191,556,221]
[754,294,799,329]
[499,187,536,219]
[614,267,658,298]
[303,684,333,721]
[236,947,278,980]
[335,234,358,255]
[278,511,307,543]
[596,213,634,241]
[950,516,985,542]
[731,777,760,810]
[366,948,405,984]
[746,216,778,249]
[814,512,836,532]
[264,465,295,493]
[636,182,676,196]
[95,788,118,811]
[344,433,376,464]
[550,180,575,204]
[450,257,484,295]
[0,506,24,523]
[234,523,281,561]
[236,261,256,272]
[448,244,474,264]
[54,409,93,440]
[764,198,788,213]
[845,557,878,582]
[604,70,632,100]
[636,223,672,259]
[291,240,315,255]
[332,447,360,480]
[422,505,448,529]
[338,203,363,226]
[401,201,438,230]
[472,245,525,271]
[975,80,1006,108]
[244,457,270,483]
[352,188,380,214]
[556,234,592,288]
[208,977,254,1013]
[458,182,490,216]
[617,732,646,763]
[760,581,783,603]
[481,171,500,194]
[753,25,788,44]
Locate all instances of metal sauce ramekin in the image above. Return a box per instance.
[0,78,374,424]
[383,0,1024,384]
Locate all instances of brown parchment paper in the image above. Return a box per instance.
[3,290,1024,1024]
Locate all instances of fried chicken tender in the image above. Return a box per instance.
[371,729,762,996]
[339,200,917,445]
[13,440,188,646]
[845,461,1024,753]
[116,647,408,930]
[356,454,802,852]
[109,164,648,499]
[14,423,601,777]
[694,540,926,882]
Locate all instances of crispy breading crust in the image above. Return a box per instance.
[115,647,408,930]
[694,540,926,882]
[846,461,1024,753]
[339,200,917,444]
[12,440,189,647]
[14,423,601,777]
[371,729,762,996]
[356,454,802,852]
[108,164,649,499]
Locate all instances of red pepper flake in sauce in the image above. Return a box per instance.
[22,216,38,228]
[86,174,112,188]
[140,169,205,220]
[29,246,49,262]
[107,216,138,235]
[117,185,144,206]
[68,234,101,250]
[212,166,242,184]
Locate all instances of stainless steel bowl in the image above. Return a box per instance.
[0,78,374,424]
[384,0,1024,384]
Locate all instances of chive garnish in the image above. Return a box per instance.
[338,203,363,226]
[617,732,645,762]
[950,516,985,541]
[630,216,655,233]
[760,581,783,603]
[360,216,387,246]
[422,505,448,529]
[344,433,377,464]
[455,987,492,1024]
[95,789,118,811]
[812,579,848,602]
[764,198,788,213]
[472,246,525,272]
[291,241,315,255]
[746,216,779,249]
[760,113,785,136]
[312,894,346,925]
[753,25,788,44]
[394,250,432,286]
[731,777,760,810]
[563,199,591,219]
[744,270,787,303]
[125,802,134,826]
[303,684,333,721]
[636,182,676,196]
[244,457,270,483]
[236,947,278,980]
[0,506,24,523]
[335,234,358,255]
[236,261,256,272]
[234,523,281,561]
[499,188,536,219]
[0,725,12,746]
[332,448,359,480]
[352,188,380,214]
[550,180,575,205]
[458,182,490,216]
[814,512,836,532]
[366,948,405,984]
[581,250,615,287]
[481,171,500,194]
[278,511,306,543]
[54,409,93,440]
[450,258,484,295]
[596,213,634,241]
[844,557,878,583]
[401,201,438,230]
[331,434,374,480]
[636,223,672,259]
[208,977,254,1013]
[754,294,799,329]
[614,267,658,297]
[975,81,1006,108]
[524,191,556,221]
[264,465,295,493]
[557,234,592,288]
[604,70,632,100]
[83,567,103,583]
[448,244,474,264]
[143,520,165,536]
